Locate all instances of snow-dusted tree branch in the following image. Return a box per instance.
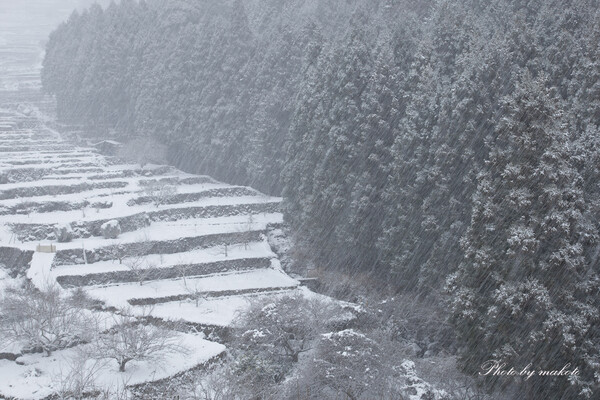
[122,239,157,285]
[0,283,97,356]
[91,312,184,372]
[142,180,177,208]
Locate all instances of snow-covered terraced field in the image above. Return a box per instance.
[0,334,226,400]
[0,106,305,399]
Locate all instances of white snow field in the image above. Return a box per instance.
[0,106,309,399]
[0,334,226,400]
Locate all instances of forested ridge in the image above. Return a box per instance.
[43,0,600,397]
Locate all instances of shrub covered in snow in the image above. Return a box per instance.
[230,294,344,397]
[91,201,113,210]
[54,223,74,243]
[101,219,121,239]
[236,295,344,364]
[310,329,388,399]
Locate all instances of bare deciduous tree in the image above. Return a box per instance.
[185,281,207,308]
[309,329,387,400]
[230,295,344,398]
[179,264,206,307]
[176,260,190,288]
[106,244,124,264]
[241,295,342,362]
[124,255,157,286]
[236,295,343,364]
[91,312,184,372]
[0,283,96,356]
[243,214,254,250]
[122,239,157,285]
[142,180,177,208]
[221,243,228,258]
[175,364,238,400]
[53,349,108,399]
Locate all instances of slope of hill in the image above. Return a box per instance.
[0,104,308,399]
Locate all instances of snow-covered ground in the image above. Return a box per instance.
[0,106,308,399]
[0,11,308,389]
[85,267,299,309]
[51,241,275,277]
[0,333,225,400]
[0,194,280,225]
[8,213,284,252]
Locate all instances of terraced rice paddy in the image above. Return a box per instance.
[0,106,313,399]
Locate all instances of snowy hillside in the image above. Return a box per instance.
[0,105,309,399]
